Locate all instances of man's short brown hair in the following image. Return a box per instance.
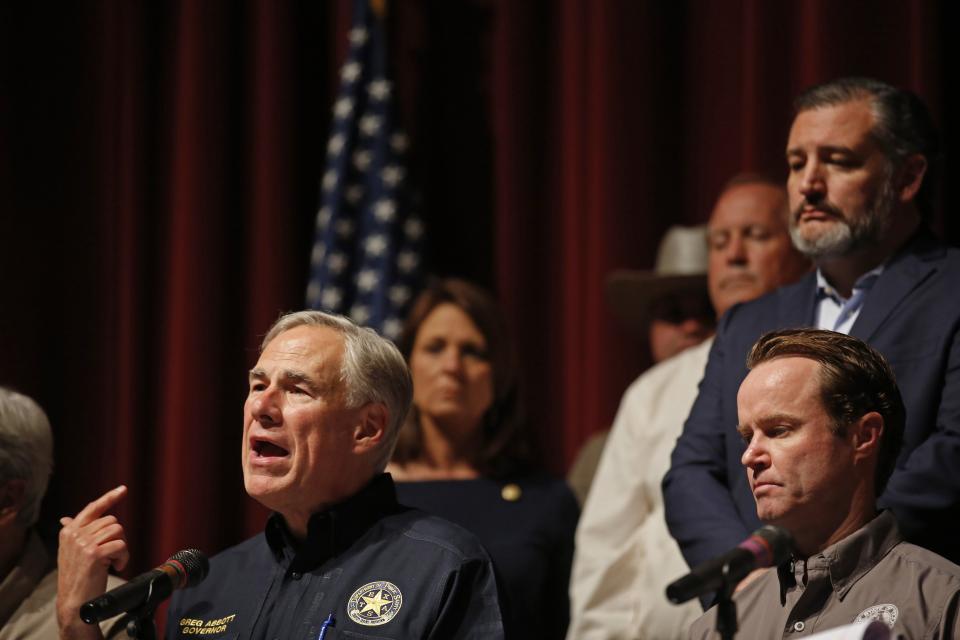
[746,328,905,496]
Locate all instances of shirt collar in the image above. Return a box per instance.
[776,511,902,600]
[815,263,885,303]
[264,473,403,572]
[822,510,902,597]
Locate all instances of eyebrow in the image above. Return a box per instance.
[786,144,857,158]
[736,412,803,438]
[758,412,803,426]
[248,368,323,395]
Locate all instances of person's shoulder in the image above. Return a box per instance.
[731,274,813,319]
[888,541,960,582]
[879,541,960,611]
[886,227,960,277]
[515,473,579,517]
[646,336,713,378]
[386,508,494,562]
[7,564,58,623]
[213,531,266,555]
[495,474,580,541]
[201,532,269,575]
[715,274,816,345]
[622,336,714,402]
[508,471,574,496]
[388,476,578,555]
[903,228,960,260]
[941,242,960,260]
[931,240,960,273]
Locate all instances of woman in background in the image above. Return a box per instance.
[389,278,578,640]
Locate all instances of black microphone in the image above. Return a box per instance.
[665,526,792,604]
[80,549,209,623]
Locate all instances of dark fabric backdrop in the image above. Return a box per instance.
[1,0,956,615]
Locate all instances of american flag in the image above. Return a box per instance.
[306,0,424,340]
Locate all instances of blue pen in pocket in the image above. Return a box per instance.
[318,613,336,640]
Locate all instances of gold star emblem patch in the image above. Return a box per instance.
[347,580,403,626]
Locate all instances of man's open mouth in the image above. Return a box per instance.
[252,439,290,458]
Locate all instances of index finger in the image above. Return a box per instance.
[71,485,128,526]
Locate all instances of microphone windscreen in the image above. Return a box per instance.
[167,549,209,588]
[740,525,792,568]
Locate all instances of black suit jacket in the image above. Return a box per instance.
[664,229,960,571]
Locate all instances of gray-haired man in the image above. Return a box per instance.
[58,311,504,639]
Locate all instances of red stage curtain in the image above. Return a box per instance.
[490,0,946,472]
[0,3,953,626]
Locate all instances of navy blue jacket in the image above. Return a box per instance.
[165,474,504,639]
[396,474,578,640]
[664,229,960,572]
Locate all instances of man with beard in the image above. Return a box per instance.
[663,77,960,600]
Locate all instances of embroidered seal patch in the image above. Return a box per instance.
[347,580,403,626]
[854,603,898,628]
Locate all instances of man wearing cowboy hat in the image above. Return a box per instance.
[568,174,809,640]
[566,226,716,504]
[606,225,716,366]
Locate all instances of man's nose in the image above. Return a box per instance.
[741,437,768,470]
[251,387,282,427]
[724,233,747,264]
[799,161,826,200]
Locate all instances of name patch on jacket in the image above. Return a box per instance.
[179,614,237,635]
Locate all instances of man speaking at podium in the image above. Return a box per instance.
[58,311,504,639]
[687,329,960,639]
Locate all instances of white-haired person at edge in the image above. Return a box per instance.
[0,386,126,639]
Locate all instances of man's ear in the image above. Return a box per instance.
[895,154,927,204]
[0,479,26,527]
[851,411,884,460]
[352,403,388,454]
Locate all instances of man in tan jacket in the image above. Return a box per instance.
[688,329,960,639]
